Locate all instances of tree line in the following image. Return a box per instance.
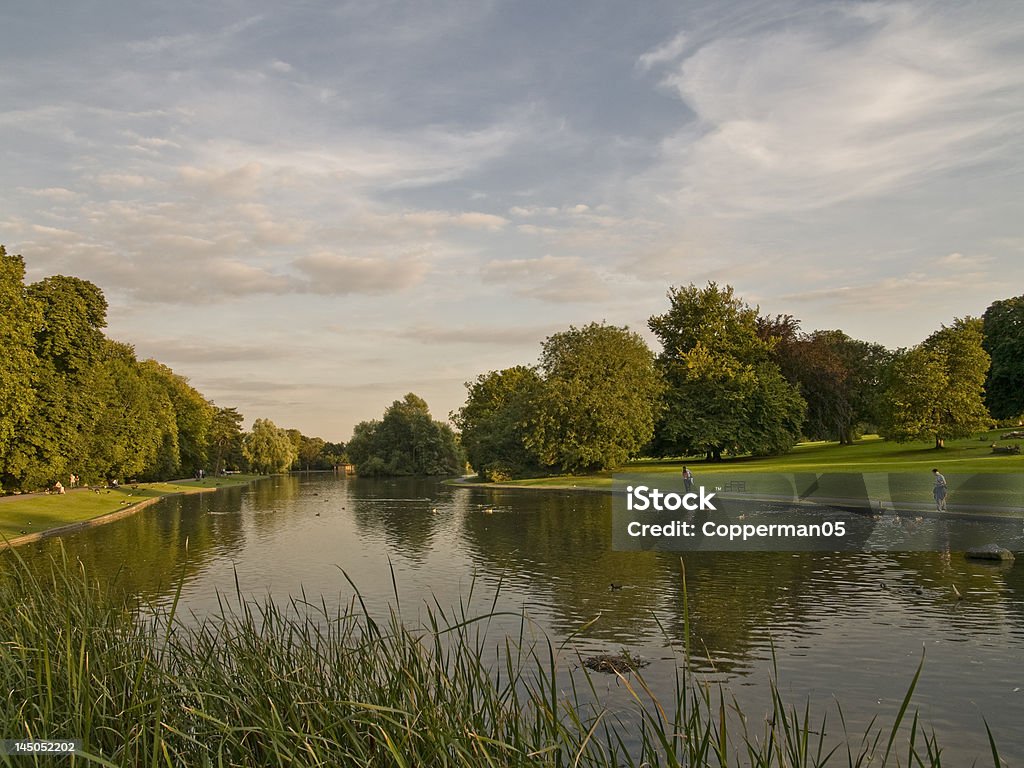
[452,282,1024,480]
[0,247,342,493]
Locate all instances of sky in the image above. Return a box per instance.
[3,0,1023,442]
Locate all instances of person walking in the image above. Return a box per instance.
[682,465,694,494]
[931,468,947,512]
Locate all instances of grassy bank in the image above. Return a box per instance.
[0,475,259,541]
[0,551,1000,767]
[504,430,1024,490]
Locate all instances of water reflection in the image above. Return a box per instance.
[3,474,1021,764]
[6,485,248,601]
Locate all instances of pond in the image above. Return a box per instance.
[17,473,1024,764]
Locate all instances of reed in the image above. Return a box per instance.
[0,549,1001,767]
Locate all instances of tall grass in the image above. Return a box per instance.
[0,549,1002,767]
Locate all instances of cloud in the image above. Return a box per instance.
[395,324,559,345]
[179,162,264,198]
[779,270,999,312]
[398,210,509,232]
[133,338,299,364]
[637,31,688,72]
[938,251,992,269]
[292,251,427,295]
[481,255,611,303]
[95,173,150,189]
[23,187,78,201]
[646,4,1024,216]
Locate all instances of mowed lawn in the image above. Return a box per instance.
[506,430,1024,489]
[0,475,258,540]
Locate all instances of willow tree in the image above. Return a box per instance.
[243,418,297,474]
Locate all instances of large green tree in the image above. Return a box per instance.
[347,394,465,476]
[4,274,111,488]
[209,407,245,475]
[243,418,297,474]
[758,316,891,444]
[298,435,326,470]
[453,366,544,480]
[982,295,1024,421]
[881,318,991,448]
[650,283,805,460]
[526,323,663,473]
[0,247,40,491]
[140,360,215,477]
[79,341,178,482]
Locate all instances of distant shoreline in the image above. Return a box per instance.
[0,475,260,549]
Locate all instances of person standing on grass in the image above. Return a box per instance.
[682,466,694,494]
[932,468,947,511]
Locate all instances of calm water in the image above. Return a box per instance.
[16,474,1024,763]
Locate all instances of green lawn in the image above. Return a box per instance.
[0,475,259,540]
[502,430,1024,490]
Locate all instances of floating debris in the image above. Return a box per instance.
[583,651,649,674]
[965,544,1015,562]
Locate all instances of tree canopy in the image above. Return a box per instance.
[243,418,298,474]
[758,317,891,444]
[881,318,991,448]
[649,283,805,460]
[527,323,663,473]
[347,394,465,477]
[982,294,1024,421]
[0,246,335,491]
[452,366,544,481]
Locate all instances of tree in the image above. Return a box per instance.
[140,360,215,477]
[758,317,891,444]
[243,418,297,474]
[3,274,112,489]
[526,323,663,473]
[0,247,40,490]
[452,366,544,480]
[982,295,1024,421]
[320,441,347,469]
[650,283,805,460]
[81,341,177,482]
[284,428,303,470]
[28,274,108,374]
[298,435,326,471]
[209,407,244,475]
[347,394,465,476]
[0,246,254,490]
[881,318,991,448]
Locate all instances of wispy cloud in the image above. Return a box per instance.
[641,3,1024,215]
[293,251,428,295]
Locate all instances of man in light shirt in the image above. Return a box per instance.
[931,468,947,511]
